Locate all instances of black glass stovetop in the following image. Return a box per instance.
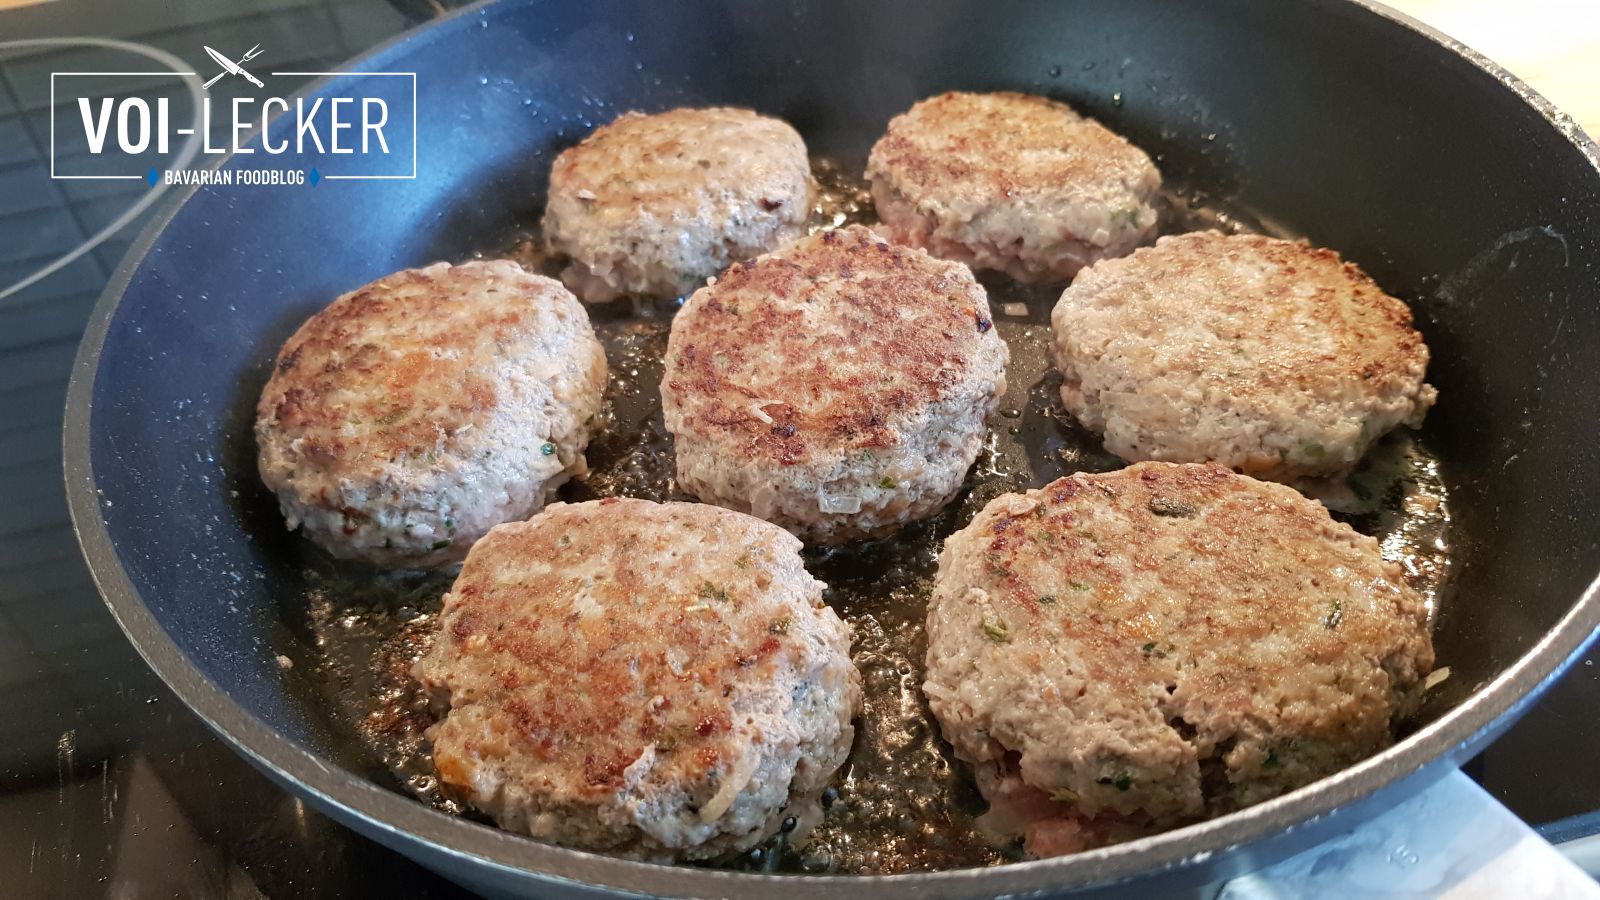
[0,1,1595,897]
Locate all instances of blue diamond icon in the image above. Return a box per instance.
[308,167,321,186]
[147,167,159,186]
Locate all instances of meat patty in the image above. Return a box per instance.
[1049,232,1437,491]
[866,91,1161,283]
[542,107,814,303]
[923,462,1434,857]
[412,498,861,862]
[255,260,606,569]
[660,225,1009,545]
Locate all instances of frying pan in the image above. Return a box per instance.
[64,0,1600,896]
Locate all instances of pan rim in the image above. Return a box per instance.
[62,0,1600,895]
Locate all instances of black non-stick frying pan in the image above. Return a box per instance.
[65,0,1600,896]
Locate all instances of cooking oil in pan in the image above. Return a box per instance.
[301,160,1453,874]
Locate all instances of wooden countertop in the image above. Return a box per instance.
[1386,0,1600,136]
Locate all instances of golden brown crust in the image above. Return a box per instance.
[418,498,848,803]
[254,260,606,567]
[258,261,578,475]
[1068,232,1427,401]
[865,92,1162,283]
[1050,232,1436,482]
[869,91,1155,201]
[924,463,1434,831]
[547,107,807,218]
[542,107,813,301]
[975,464,1427,682]
[662,225,1002,467]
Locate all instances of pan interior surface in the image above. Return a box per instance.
[69,0,1600,895]
[302,161,1458,877]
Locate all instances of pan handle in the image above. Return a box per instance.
[1218,771,1599,898]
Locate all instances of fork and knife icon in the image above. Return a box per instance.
[202,44,264,90]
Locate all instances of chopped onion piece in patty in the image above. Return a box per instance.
[818,493,863,514]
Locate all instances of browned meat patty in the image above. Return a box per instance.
[255,260,606,568]
[1050,232,1436,496]
[413,498,861,862]
[543,107,814,302]
[660,224,1009,545]
[867,91,1161,283]
[923,462,1435,857]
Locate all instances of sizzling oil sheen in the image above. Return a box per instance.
[299,160,1453,874]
